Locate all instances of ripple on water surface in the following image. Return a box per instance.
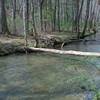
[0,53,100,100]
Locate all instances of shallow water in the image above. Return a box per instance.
[64,33,100,52]
[0,53,100,100]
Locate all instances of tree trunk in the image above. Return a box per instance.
[81,0,91,38]
[31,0,39,48]
[12,0,17,34]
[53,0,57,31]
[57,0,60,32]
[23,0,29,47]
[77,0,84,39]
[0,0,10,34]
[40,0,44,31]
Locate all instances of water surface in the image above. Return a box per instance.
[0,53,100,100]
[64,33,100,52]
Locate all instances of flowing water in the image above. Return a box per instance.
[0,33,100,100]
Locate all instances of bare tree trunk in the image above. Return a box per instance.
[23,0,29,47]
[12,0,17,34]
[31,0,39,48]
[77,0,84,39]
[81,0,91,38]
[57,0,60,32]
[40,0,44,31]
[74,0,79,34]
[0,0,10,34]
[53,0,57,31]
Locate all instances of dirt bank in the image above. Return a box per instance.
[0,34,69,56]
[0,35,32,56]
[0,32,96,56]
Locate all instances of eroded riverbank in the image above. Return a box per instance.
[0,32,96,56]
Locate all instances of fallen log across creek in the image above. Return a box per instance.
[26,47,100,57]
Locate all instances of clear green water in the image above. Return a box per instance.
[0,53,100,100]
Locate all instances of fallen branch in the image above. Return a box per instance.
[28,47,100,57]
